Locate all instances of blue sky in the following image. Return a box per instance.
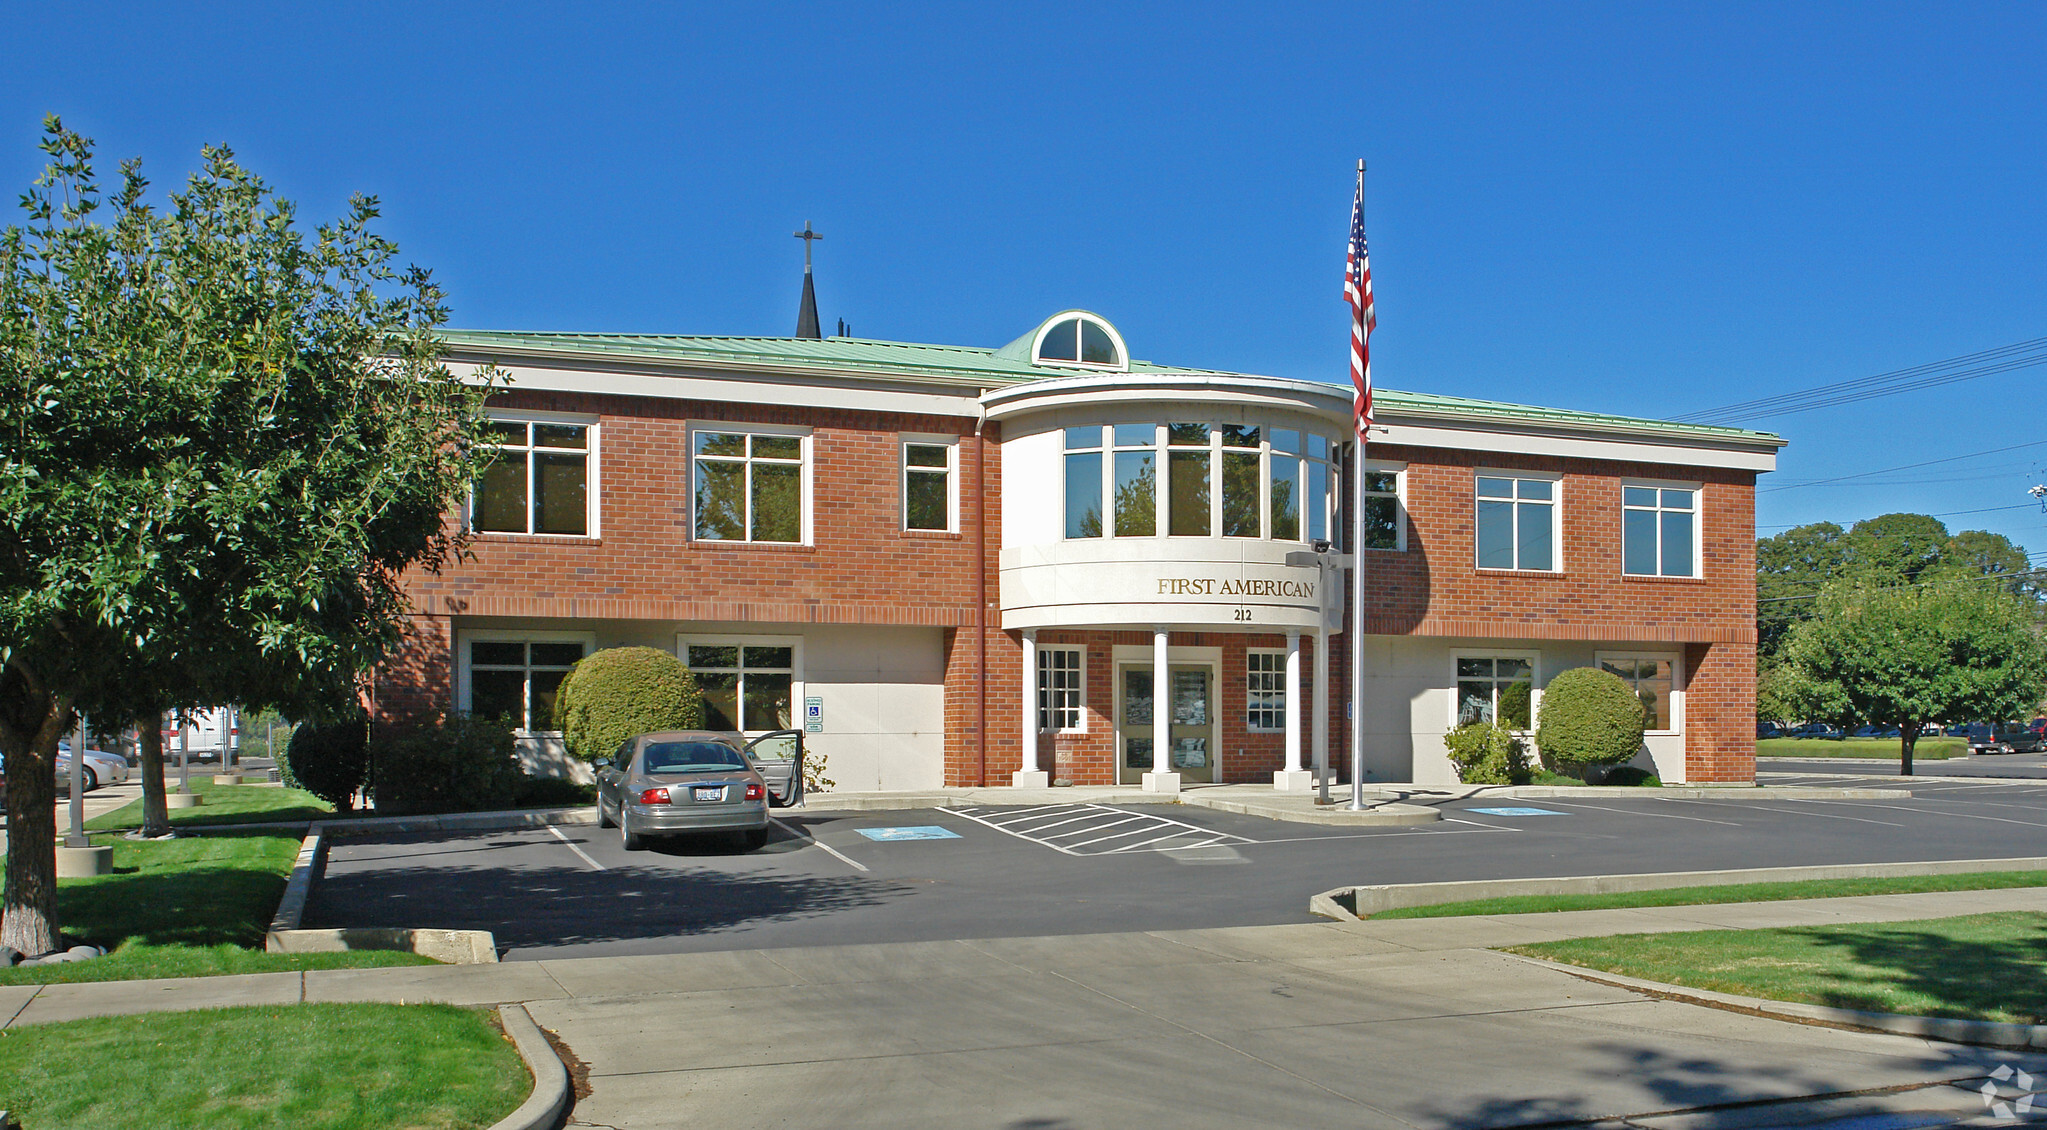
[5,2,2045,552]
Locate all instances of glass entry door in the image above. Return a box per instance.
[1118,663,1216,784]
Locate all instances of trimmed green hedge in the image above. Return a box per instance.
[1535,666,1647,772]
[1442,721,1532,784]
[552,646,703,762]
[370,713,524,816]
[282,716,370,812]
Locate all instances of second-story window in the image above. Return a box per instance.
[472,419,591,535]
[1361,467,1403,550]
[1476,474,1557,571]
[903,439,956,532]
[693,430,806,543]
[1623,486,1697,577]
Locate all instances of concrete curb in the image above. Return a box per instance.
[1310,855,2047,920]
[266,826,325,934]
[1504,952,2047,1050]
[1760,764,2043,784]
[490,1003,571,1130]
[1180,793,1441,826]
[263,822,499,963]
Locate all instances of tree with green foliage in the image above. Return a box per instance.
[1931,529,2039,601]
[1756,521,1846,661]
[553,647,704,762]
[1442,721,1531,785]
[0,119,491,954]
[1784,577,2047,775]
[1839,513,1951,585]
[1534,666,1648,776]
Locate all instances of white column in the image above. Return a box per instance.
[1313,623,1331,797]
[1013,630,1049,788]
[1275,631,1311,791]
[1143,627,1179,793]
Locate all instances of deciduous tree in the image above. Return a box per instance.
[0,119,491,953]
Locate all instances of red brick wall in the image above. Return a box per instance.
[1357,444,1756,645]
[402,389,989,628]
[1684,640,1757,783]
[372,613,451,724]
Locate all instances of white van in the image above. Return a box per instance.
[162,708,240,760]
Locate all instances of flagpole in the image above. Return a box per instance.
[1347,158,1369,811]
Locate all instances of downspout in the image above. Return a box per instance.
[974,414,988,787]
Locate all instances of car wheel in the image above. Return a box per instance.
[81,766,98,792]
[620,810,644,851]
[740,827,769,851]
[596,794,615,828]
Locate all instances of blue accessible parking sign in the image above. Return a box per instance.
[855,826,962,842]
[1466,807,1568,817]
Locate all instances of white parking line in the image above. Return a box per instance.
[770,818,870,872]
[1532,798,1743,826]
[950,804,1255,856]
[546,824,606,871]
[1658,797,1908,827]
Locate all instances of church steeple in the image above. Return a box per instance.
[794,221,822,339]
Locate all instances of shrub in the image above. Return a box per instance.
[1599,765,1662,787]
[283,715,370,812]
[370,713,525,816]
[1442,721,1531,785]
[1535,666,1649,773]
[552,647,703,762]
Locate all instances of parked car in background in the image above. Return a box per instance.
[1849,725,1901,738]
[162,708,241,761]
[2001,726,2046,754]
[593,731,773,851]
[1921,723,1945,736]
[1757,722,1785,739]
[1788,723,1845,740]
[55,742,129,790]
[2029,717,2047,736]
[1961,723,2040,755]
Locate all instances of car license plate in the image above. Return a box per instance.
[693,786,724,802]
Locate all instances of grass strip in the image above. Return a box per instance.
[1756,737,1962,759]
[0,832,433,985]
[0,1002,529,1130]
[1507,911,2047,1024]
[1371,869,2047,919]
[86,780,335,830]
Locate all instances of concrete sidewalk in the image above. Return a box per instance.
[3,888,2042,1128]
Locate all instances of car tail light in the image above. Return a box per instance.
[638,787,671,805]
[745,782,765,801]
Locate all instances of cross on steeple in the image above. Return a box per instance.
[794,221,823,339]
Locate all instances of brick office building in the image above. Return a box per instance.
[375,309,1781,791]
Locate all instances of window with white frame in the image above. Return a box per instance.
[1246,650,1287,732]
[1037,647,1084,732]
[1062,423,1343,545]
[1476,474,1558,571]
[1623,485,1698,577]
[692,429,806,543]
[682,638,798,732]
[462,634,592,730]
[1599,653,1679,732]
[1361,465,1404,551]
[1455,655,1535,729]
[902,438,957,532]
[471,418,593,535]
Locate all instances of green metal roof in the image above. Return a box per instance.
[438,328,1781,446]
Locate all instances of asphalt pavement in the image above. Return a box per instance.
[1762,751,2047,779]
[305,778,2047,958]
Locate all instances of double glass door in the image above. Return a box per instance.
[1118,663,1216,784]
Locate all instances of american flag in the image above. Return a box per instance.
[1345,165,1375,440]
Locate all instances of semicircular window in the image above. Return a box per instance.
[1036,316,1123,368]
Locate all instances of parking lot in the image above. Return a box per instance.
[302,777,2047,960]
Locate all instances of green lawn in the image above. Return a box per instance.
[1371,870,2047,919]
[0,833,432,985]
[86,780,336,830]
[1756,736,1962,759]
[0,1003,529,1130]
[1509,911,2047,1024]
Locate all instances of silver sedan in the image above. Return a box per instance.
[594,731,772,851]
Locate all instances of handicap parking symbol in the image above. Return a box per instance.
[855,826,962,842]
[1466,807,1568,817]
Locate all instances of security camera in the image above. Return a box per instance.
[1313,539,1331,554]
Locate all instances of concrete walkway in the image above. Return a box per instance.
[4,888,2043,1128]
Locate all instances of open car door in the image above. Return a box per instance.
[744,729,805,808]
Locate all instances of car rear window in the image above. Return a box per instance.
[640,742,746,773]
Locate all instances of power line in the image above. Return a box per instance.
[1756,503,2039,529]
[1759,439,2047,493]
[1674,335,2047,424]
